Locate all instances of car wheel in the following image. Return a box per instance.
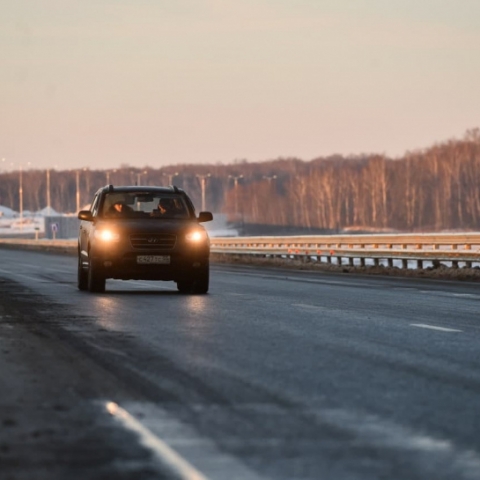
[176,279,193,293]
[192,265,209,294]
[177,265,209,294]
[87,258,106,293]
[77,254,88,291]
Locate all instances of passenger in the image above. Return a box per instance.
[153,198,185,217]
[153,198,176,216]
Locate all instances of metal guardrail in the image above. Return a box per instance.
[0,238,77,254]
[2,233,480,269]
[209,233,480,268]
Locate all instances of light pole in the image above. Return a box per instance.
[18,162,31,228]
[162,171,179,185]
[19,165,23,226]
[196,173,211,212]
[228,174,243,216]
[130,169,147,186]
[46,165,58,215]
[263,174,277,184]
[83,167,90,199]
[106,169,117,185]
[76,170,80,213]
[46,169,51,214]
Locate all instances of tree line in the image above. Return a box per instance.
[1,129,479,232]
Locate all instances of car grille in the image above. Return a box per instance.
[130,234,177,249]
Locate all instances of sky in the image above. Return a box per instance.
[1,0,479,172]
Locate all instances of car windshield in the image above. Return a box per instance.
[102,192,189,219]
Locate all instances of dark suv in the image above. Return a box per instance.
[77,185,213,293]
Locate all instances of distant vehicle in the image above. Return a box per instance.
[77,185,213,293]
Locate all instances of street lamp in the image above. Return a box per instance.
[130,169,148,186]
[46,169,51,214]
[18,162,31,228]
[75,167,90,212]
[196,173,211,212]
[162,171,179,185]
[46,165,58,215]
[136,169,148,186]
[263,174,277,183]
[19,166,23,226]
[76,170,81,212]
[106,169,117,185]
[228,174,243,216]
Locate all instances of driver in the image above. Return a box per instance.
[107,201,132,215]
[155,198,175,215]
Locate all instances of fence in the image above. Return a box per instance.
[210,233,480,268]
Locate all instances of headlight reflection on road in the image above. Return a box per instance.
[185,295,208,314]
[182,296,213,334]
[93,297,125,330]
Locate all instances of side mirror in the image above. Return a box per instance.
[78,210,93,222]
[198,211,213,223]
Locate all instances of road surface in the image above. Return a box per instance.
[1,248,480,480]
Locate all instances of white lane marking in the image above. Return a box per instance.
[106,402,210,480]
[410,324,463,333]
[293,303,323,311]
[419,290,480,300]
[452,293,480,299]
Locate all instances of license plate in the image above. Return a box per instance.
[136,255,170,265]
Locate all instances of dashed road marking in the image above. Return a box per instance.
[452,293,480,299]
[292,303,324,311]
[410,324,462,333]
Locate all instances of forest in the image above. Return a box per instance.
[1,129,479,234]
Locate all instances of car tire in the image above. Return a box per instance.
[176,280,193,293]
[192,265,209,294]
[87,258,106,293]
[77,254,88,291]
[177,264,209,294]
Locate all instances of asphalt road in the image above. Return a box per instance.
[1,248,480,480]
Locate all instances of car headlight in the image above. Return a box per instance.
[185,230,208,243]
[94,229,120,242]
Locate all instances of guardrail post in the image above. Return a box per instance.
[387,258,393,267]
[373,258,379,267]
[347,257,353,266]
[402,259,408,269]
[360,258,365,267]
